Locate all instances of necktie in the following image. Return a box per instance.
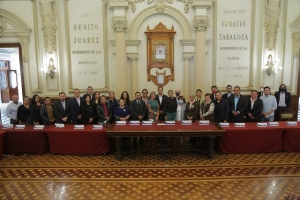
[137,100,141,109]
[62,101,65,110]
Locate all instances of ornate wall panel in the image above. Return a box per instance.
[65,0,109,93]
[213,0,256,91]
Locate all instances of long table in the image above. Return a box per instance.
[0,131,6,159]
[283,122,300,152]
[3,126,49,155]
[45,125,111,155]
[219,122,286,154]
[107,121,225,160]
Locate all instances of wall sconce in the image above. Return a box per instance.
[265,54,281,76]
[42,57,56,79]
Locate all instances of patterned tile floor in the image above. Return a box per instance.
[1,152,300,199]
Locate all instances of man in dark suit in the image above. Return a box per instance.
[214,91,230,123]
[222,85,233,100]
[155,86,168,121]
[210,85,218,101]
[274,84,291,120]
[70,88,84,124]
[246,90,263,122]
[83,86,94,101]
[228,86,247,122]
[130,92,147,121]
[54,92,71,124]
[185,94,200,120]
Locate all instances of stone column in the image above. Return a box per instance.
[183,57,190,98]
[109,0,128,96]
[111,17,127,96]
[192,0,211,92]
[193,16,210,93]
[131,58,138,97]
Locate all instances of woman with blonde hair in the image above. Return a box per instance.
[147,91,160,121]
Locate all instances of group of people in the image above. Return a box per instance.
[5,84,290,125]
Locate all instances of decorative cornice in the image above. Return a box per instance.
[112,18,127,33]
[193,16,210,32]
[177,0,192,13]
[129,6,192,39]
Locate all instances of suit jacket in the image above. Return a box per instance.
[155,94,168,111]
[53,100,71,124]
[81,103,96,124]
[221,93,233,101]
[96,102,112,123]
[214,99,230,123]
[130,99,147,120]
[70,97,84,124]
[246,98,263,122]
[210,93,216,102]
[228,94,247,122]
[40,104,55,125]
[185,102,200,120]
[275,91,291,108]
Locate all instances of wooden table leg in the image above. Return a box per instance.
[208,137,215,160]
[115,137,122,161]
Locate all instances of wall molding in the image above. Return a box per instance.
[129,5,192,40]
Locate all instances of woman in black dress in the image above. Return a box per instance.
[30,94,43,124]
[17,96,31,124]
[92,91,101,123]
[80,95,96,124]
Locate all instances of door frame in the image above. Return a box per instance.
[0,43,25,99]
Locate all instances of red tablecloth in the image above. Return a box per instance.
[219,122,285,154]
[3,126,49,155]
[45,125,111,155]
[0,131,6,159]
[283,122,300,152]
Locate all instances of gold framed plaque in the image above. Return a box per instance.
[145,22,176,86]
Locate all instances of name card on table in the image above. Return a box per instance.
[129,121,140,125]
[142,121,153,125]
[116,121,126,125]
[219,123,229,127]
[257,123,268,127]
[199,120,210,125]
[55,123,65,128]
[165,121,175,125]
[15,125,25,129]
[286,121,297,126]
[234,123,245,127]
[74,125,84,129]
[2,124,14,129]
[93,125,103,129]
[34,125,44,129]
[268,122,279,127]
[181,120,192,125]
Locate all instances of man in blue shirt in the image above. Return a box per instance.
[5,94,22,124]
[260,86,277,122]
